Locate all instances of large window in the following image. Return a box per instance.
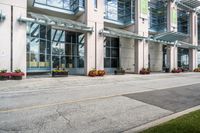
[34,0,85,12]
[104,37,119,68]
[27,23,51,72]
[149,1,167,32]
[104,0,135,24]
[178,48,189,69]
[27,22,85,72]
[178,9,190,34]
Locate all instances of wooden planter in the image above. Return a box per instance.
[52,71,68,77]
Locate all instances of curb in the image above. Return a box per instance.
[123,105,200,133]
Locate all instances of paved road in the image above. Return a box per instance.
[0,73,200,133]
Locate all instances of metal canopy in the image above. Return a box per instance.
[177,41,198,49]
[180,0,200,9]
[153,31,188,42]
[0,10,5,21]
[18,12,93,32]
[100,27,145,40]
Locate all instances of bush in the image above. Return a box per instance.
[140,68,150,75]
[194,68,200,72]
[88,69,106,77]
[172,68,181,73]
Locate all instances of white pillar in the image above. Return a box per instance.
[0,1,27,74]
[134,0,149,73]
[84,0,104,75]
[189,12,198,71]
[167,1,178,71]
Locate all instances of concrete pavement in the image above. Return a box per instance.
[0,73,200,133]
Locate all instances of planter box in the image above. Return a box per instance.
[52,71,68,77]
[114,70,125,75]
[0,76,9,81]
[0,73,11,81]
[10,72,24,80]
[11,76,23,80]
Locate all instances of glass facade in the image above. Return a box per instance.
[178,48,189,69]
[198,51,200,67]
[27,22,85,73]
[104,37,119,68]
[34,0,85,12]
[104,0,135,24]
[149,1,167,32]
[178,9,190,34]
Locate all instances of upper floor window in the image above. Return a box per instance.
[34,0,85,12]
[94,0,97,8]
[177,9,190,34]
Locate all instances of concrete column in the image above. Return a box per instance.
[0,1,27,74]
[134,0,149,73]
[189,12,198,71]
[167,0,178,71]
[0,3,11,71]
[84,0,104,75]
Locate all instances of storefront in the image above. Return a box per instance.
[178,48,189,70]
[27,22,85,75]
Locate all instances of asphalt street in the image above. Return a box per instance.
[0,73,200,133]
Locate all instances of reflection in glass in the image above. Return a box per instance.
[104,37,119,68]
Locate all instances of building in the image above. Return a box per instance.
[0,0,200,76]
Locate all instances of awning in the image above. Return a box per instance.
[100,27,145,40]
[179,0,200,9]
[147,38,175,45]
[0,10,5,21]
[18,12,93,32]
[153,31,188,42]
[177,41,198,49]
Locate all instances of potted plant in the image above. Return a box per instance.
[139,68,150,75]
[10,69,25,80]
[194,68,200,72]
[171,68,181,73]
[88,69,98,77]
[0,69,10,81]
[97,70,106,76]
[114,68,125,75]
[52,69,68,77]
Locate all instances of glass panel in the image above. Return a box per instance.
[78,56,84,68]
[111,58,118,68]
[78,44,84,57]
[30,53,39,68]
[30,38,39,54]
[52,56,59,69]
[66,56,73,68]
[39,54,46,68]
[40,39,46,54]
[65,43,72,55]
[72,44,78,56]
[52,42,60,55]
[35,0,46,4]
[40,25,46,39]
[47,0,63,8]
[60,43,65,55]
[61,56,66,68]
[111,48,119,57]
[30,23,39,37]
[104,58,111,68]
[106,48,111,57]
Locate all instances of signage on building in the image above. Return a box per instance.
[172,7,177,26]
[140,0,148,19]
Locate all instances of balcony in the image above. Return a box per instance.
[33,0,85,15]
[104,0,135,26]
